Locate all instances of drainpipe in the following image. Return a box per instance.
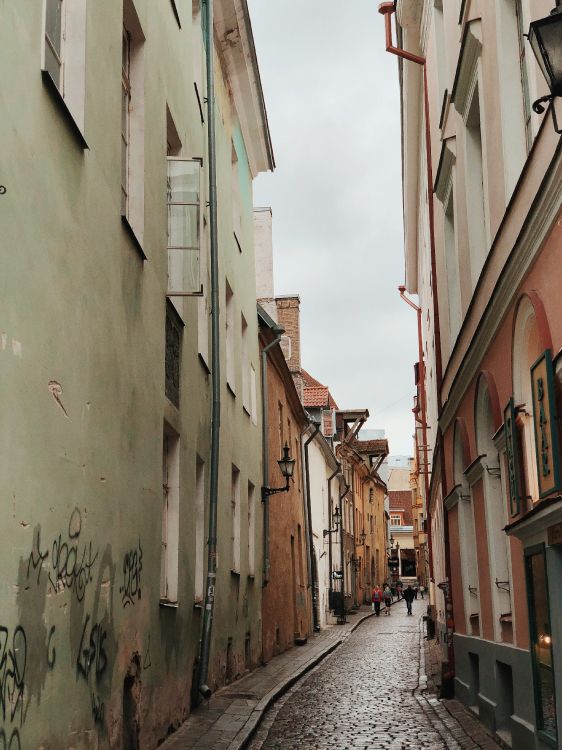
[197,0,219,701]
[303,421,321,631]
[339,480,350,623]
[351,464,358,609]
[327,463,341,600]
[398,287,433,583]
[260,325,285,586]
[378,2,443,409]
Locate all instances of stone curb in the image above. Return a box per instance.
[226,611,374,750]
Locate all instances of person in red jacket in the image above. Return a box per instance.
[372,585,383,616]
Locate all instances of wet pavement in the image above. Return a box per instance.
[248,599,503,750]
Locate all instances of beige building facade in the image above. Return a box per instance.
[0,1,272,747]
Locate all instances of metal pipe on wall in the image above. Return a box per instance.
[197,0,220,701]
[327,463,341,599]
[303,422,321,631]
[339,480,350,623]
[260,328,285,587]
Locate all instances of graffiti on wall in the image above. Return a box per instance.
[11,503,145,739]
[0,729,21,750]
[119,541,143,607]
[0,626,26,727]
[27,508,98,602]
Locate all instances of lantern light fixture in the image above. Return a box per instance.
[527,2,562,133]
[323,506,341,537]
[262,442,295,497]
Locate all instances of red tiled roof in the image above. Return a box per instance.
[301,368,339,410]
[303,386,329,407]
[352,439,389,456]
[389,490,414,508]
[389,490,414,526]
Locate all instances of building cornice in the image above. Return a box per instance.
[439,142,562,433]
[215,0,274,177]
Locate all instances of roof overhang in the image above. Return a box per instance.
[215,0,275,177]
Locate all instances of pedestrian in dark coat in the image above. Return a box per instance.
[403,585,415,615]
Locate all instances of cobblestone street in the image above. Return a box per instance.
[249,599,503,750]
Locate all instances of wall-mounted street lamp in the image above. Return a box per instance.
[262,443,295,497]
[358,528,367,545]
[528,1,562,133]
[323,506,341,537]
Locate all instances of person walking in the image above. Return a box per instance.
[413,580,419,599]
[419,584,425,599]
[372,584,383,616]
[396,579,403,600]
[403,584,415,615]
[383,584,392,615]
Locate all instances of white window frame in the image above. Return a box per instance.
[226,281,235,392]
[195,457,205,603]
[166,157,204,297]
[248,481,255,577]
[161,426,180,604]
[242,314,250,414]
[122,0,145,251]
[41,0,87,140]
[231,466,241,574]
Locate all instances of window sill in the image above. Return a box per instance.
[247,574,255,582]
[198,352,211,374]
[121,215,147,260]
[193,599,204,610]
[231,569,240,577]
[41,70,88,150]
[159,598,178,609]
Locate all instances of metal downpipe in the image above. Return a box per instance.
[197,0,220,701]
[339,481,349,623]
[327,463,341,599]
[261,329,284,587]
[303,422,321,631]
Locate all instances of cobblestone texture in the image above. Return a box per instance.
[249,600,503,750]
[158,608,373,750]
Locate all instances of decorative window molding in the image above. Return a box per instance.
[451,20,482,122]
[434,138,456,204]
[464,454,486,487]
[439,149,562,433]
[41,0,88,146]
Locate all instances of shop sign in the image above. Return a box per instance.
[531,349,561,499]
[504,397,521,516]
[547,522,562,546]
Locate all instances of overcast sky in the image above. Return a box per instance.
[248,0,418,456]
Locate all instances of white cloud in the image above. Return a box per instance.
[249,0,418,455]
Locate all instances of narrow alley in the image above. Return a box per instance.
[250,601,502,750]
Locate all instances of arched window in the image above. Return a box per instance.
[475,375,512,641]
[454,422,480,635]
[512,296,542,507]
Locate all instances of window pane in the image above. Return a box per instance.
[168,205,199,249]
[44,44,61,86]
[167,160,200,204]
[168,248,200,294]
[45,0,62,56]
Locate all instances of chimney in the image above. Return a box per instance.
[253,207,278,323]
[275,295,303,399]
